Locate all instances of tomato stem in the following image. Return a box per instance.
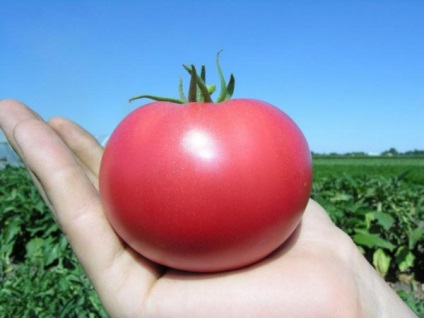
[216,50,227,102]
[188,65,198,102]
[128,95,184,104]
[129,51,234,104]
[178,77,187,103]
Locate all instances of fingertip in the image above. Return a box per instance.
[0,98,23,107]
[0,99,36,116]
[0,100,43,132]
[0,99,22,120]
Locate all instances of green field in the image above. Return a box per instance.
[311,156,423,315]
[313,156,424,184]
[1,157,423,316]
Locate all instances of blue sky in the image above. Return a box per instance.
[1,0,423,154]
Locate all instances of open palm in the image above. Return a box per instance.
[0,100,415,318]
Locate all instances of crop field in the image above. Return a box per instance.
[312,156,424,315]
[313,156,424,184]
[0,156,423,316]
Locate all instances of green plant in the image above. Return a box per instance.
[312,173,423,280]
[1,161,422,316]
[397,289,424,316]
[312,172,423,316]
[0,166,106,317]
[313,156,424,184]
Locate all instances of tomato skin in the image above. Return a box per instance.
[99,99,312,272]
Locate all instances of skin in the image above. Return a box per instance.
[0,99,417,318]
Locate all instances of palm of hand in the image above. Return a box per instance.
[1,101,360,318]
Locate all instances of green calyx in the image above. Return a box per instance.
[129,51,235,104]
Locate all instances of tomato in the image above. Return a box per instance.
[99,58,312,272]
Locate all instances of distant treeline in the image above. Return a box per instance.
[312,148,424,158]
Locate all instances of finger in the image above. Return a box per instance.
[48,116,103,178]
[1,100,119,259]
[0,100,55,209]
[0,99,42,159]
[1,100,162,313]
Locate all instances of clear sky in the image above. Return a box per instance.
[1,0,423,154]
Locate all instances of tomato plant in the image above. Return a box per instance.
[99,54,312,272]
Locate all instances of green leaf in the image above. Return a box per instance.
[329,193,351,202]
[207,85,216,95]
[128,94,184,104]
[44,238,61,266]
[200,65,206,82]
[196,65,206,101]
[374,212,395,230]
[353,232,395,251]
[193,68,213,103]
[25,237,45,259]
[408,227,424,250]
[226,74,235,99]
[186,64,198,102]
[395,247,415,272]
[0,218,21,257]
[216,50,227,102]
[178,77,187,103]
[184,64,212,103]
[365,212,375,230]
[373,248,391,277]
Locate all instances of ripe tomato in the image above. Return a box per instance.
[99,59,312,272]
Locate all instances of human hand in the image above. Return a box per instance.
[0,99,416,317]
